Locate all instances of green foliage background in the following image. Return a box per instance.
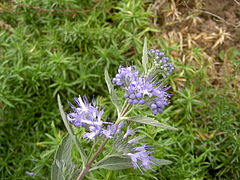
[0,0,239,179]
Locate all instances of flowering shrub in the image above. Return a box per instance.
[53,39,177,180]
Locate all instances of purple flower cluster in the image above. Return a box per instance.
[112,66,171,115]
[112,126,158,172]
[148,49,174,76]
[126,145,157,172]
[67,96,123,140]
[112,66,138,86]
[118,127,157,172]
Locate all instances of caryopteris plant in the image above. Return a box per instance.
[53,39,177,180]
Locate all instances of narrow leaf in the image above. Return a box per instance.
[91,155,133,171]
[104,68,121,116]
[0,96,15,107]
[126,116,177,130]
[57,95,87,166]
[142,37,148,74]
[51,134,73,180]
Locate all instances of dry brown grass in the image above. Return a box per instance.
[150,0,240,95]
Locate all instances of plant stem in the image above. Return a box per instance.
[120,102,131,117]
[77,138,109,180]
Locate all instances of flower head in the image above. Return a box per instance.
[112,49,173,115]
[125,144,157,172]
[113,72,171,115]
[148,49,174,76]
[67,96,113,140]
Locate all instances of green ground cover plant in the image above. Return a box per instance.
[0,0,239,179]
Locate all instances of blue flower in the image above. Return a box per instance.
[125,144,157,172]
[67,96,113,140]
[25,171,35,176]
[102,122,125,139]
[148,49,174,76]
[112,49,174,115]
[113,66,171,115]
[84,125,103,140]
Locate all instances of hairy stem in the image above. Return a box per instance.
[77,138,109,180]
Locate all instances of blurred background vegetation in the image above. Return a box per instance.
[0,0,239,179]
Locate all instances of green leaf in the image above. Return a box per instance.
[57,95,87,166]
[125,116,177,131]
[104,68,121,116]
[142,37,148,74]
[91,155,133,171]
[51,134,76,180]
[0,96,15,107]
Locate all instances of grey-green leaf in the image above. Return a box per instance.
[126,116,177,131]
[51,134,75,180]
[104,68,121,116]
[91,155,133,171]
[57,95,87,165]
[142,37,148,74]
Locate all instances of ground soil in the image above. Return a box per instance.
[154,0,240,57]
[201,0,240,52]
